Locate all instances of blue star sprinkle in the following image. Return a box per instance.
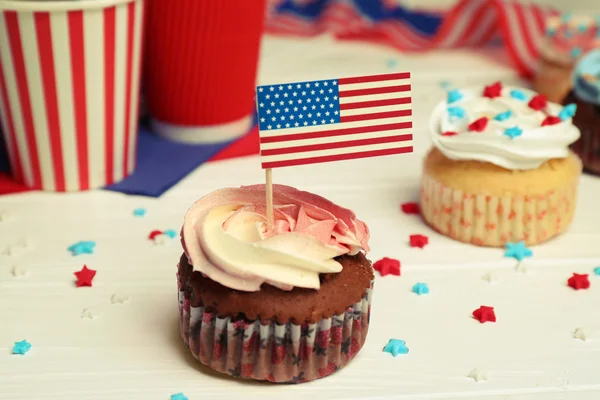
[163,229,177,239]
[510,89,527,101]
[546,27,556,37]
[504,241,533,261]
[593,267,600,276]
[571,47,582,58]
[578,24,587,33]
[67,241,96,256]
[494,110,513,121]
[447,106,465,119]
[12,340,31,355]
[170,394,188,400]
[562,12,572,22]
[564,29,573,38]
[559,103,577,120]
[133,208,147,217]
[412,282,429,295]
[447,89,463,104]
[383,339,409,357]
[504,126,523,139]
[439,80,452,89]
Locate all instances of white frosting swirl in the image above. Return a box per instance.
[181,185,370,292]
[430,86,580,170]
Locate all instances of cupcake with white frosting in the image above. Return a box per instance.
[421,82,583,247]
[177,184,373,383]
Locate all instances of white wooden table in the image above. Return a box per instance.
[2,27,600,400]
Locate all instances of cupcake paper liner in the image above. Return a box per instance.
[421,173,579,247]
[178,281,373,383]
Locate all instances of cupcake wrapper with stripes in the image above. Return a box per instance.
[177,280,373,383]
[421,174,579,247]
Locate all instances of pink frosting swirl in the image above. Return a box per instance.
[181,184,370,292]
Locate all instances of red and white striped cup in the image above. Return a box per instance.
[0,0,144,192]
[143,0,266,144]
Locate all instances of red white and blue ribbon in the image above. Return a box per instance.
[265,0,558,78]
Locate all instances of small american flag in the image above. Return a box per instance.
[256,72,413,169]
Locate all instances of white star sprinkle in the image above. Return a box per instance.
[467,368,488,382]
[11,265,27,277]
[514,261,528,274]
[153,234,171,246]
[573,327,591,341]
[81,308,100,319]
[111,293,130,304]
[482,272,499,284]
[1,246,15,256]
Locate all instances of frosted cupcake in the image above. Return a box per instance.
[422,82,582,247]
[177,184,373,383]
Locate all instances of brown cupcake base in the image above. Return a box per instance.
[565,91,600,176]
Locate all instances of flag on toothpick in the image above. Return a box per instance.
[255,72,413,169]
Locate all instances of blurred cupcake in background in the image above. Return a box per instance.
[534,13,600,103]
[564,49,600,175]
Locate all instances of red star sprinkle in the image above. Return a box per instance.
[442,131,458,137]
[468,117,488,132]
[567,273,590,290]
[528,94,547,111]
[409,234,429,248]
[472,305,496,323]
[373,257,401,277]
[542,115,561,126]
[483,81,502,98]
[401,202,420,214]
[148,230,163,240]
[74,265,96,288]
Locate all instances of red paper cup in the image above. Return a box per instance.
[0,0,144,192]
[143,0,266,144]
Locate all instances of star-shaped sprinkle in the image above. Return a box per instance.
[542,115,562,126]
[153,234,172,246]
[373,257,401,277]
[483,82,502,98]
[447,89,463,104]
[67,241,96,256]
[442,131,458,137]
[472,305,496,323]
[412,282,429,295]
[494,110,512,121]
[111,293,130,304]
[74,265,96,287]
[81,308,100,319]
[567,273,590,290]
[573,327,591,341]
[577,24,587,32]
[447,106,465,119]
[482,271,499,284]
[1,245,15,256]
[11,265,27,277]
[504,241,532,261]
[163,229,177,239]
[504,126,523,139]
[593,267,600,276]
[383,339,409,357]
[12,340,31,355]
[409,234,429,248]
[562,12,572,22]
[468,117,488,132]
[571,47,582,58]
[559,104,577,120]
[386,59,398,69]
[467,368,488,382]
[170,393,188,400]
[528,94,547,111]
[514,261,529,275]
[439,80,452,89]
[401,202,420,214]
[16,238,29,248]
[148,230,163,240]
[133,208,147,217]
[510,89,527,101]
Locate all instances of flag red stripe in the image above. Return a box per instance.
[339,84,411,98]
[260,121,412,143]
[68,10,89,190]
[338,72,410,85]
[340,109,411,123]
[513,3,538,60]
[104,7,116,184]
[6,11,43,189]
[261,134,412,156]
[131,1,145,169]
[35,12,65,192]
[261,146,413,169]
[123,2,136,176]
[339,96,411,110]
[0,23,23,183]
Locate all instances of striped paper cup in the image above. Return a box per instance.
[0,0,144,192]
[143,0,266,144]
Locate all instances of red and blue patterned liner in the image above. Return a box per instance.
[177,280,373,383]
